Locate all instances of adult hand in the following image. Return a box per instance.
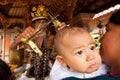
[10,26,35,49]
[21,26,35,39]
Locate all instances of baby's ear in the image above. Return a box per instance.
[56,55,67,67]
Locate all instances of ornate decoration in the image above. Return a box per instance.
[31,4,49,21]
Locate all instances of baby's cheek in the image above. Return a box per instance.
[95,53,102,62]
[97,55,102,64]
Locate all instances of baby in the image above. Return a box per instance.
[49,26,107,80]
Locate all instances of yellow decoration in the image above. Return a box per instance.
[9,64,17,72]
[31,4,48,21]
[21,38,43,57]
[32,7,36,11]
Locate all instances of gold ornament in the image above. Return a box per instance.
[31,4,49,21]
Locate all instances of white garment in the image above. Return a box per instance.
[16,63,51,80]
[16,71,35,80]
[48,60,107,80]
[16,71,49,80]
[16,64,35,80]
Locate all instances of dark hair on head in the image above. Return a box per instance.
[109,10,120,25]
[0,59,12,80]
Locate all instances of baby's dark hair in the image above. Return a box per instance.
[0,59,12,80]
[109,10,120,25]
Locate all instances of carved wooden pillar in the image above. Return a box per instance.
[1,19,7,60]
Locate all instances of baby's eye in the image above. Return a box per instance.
[90,46,95,50]
[76,50,83,55]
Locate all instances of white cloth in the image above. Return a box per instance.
[16,64,35,80]
[16,71,35,80]
[48,60,107,80]
[16,63,51,80]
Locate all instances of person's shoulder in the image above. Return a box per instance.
[62,75,120,80]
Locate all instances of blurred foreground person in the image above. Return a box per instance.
[0,59,13,80]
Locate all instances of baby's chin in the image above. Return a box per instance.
[86,63,101,73]
[85,68,99,73]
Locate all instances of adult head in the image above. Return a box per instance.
[100,10,120,74]
[31,4,49,31]
[54,26,101,73]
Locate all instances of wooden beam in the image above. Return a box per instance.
[0,12,7,21]
[7,18,25,24]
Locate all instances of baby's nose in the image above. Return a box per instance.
[86,53,95,61]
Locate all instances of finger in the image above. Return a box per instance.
[26,27,35,36]
[22,31,30,39]
[27,26,35,33]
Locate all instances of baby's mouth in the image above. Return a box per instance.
[89,63,99,69]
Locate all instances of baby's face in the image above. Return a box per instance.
[61,31,101,73]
